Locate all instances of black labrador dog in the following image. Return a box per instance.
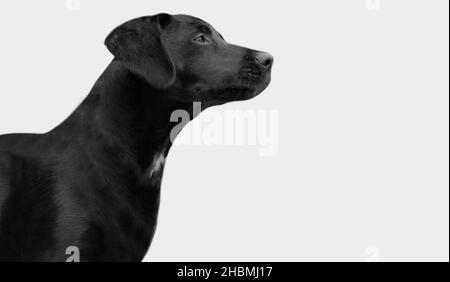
[0,14,272,262]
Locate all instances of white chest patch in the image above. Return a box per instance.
[148,153,166,179]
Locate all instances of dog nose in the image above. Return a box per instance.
[255,52,274,68]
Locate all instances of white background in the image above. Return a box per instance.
[0,0,448,262]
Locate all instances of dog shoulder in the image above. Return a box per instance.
[0,133,41,200]
[0,134,59,261]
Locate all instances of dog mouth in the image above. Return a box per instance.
[238,64,265,85]
[233,64,271,99]
[196,63,271,105]
[208,69,270,102]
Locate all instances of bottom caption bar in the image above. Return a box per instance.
[176,265,273,280]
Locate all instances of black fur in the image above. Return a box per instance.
[0,156,56,261]
[0,13,272,261]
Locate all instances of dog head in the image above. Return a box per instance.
[105,13,273,107]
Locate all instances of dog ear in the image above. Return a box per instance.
[105,14,176,89]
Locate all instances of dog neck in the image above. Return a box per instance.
[46,60,197,256]
[53,60,193,180]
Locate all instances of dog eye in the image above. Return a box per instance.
[193,34,209,44]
